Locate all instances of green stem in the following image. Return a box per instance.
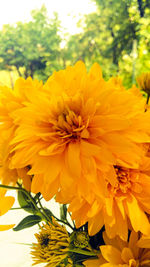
[69,248,99,256]
[0,184,23,191]
[37,195,74,231]
[0,184,74,230]
[37,196,52,222]
[0,184,48,222]
[68,211,76,228]
[10,207,30,210]
[53,215,74,230]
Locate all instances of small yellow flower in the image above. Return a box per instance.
[31,218,72,267]
[0,188,15,231]
[137,72,150,94]
[84,230,150,267]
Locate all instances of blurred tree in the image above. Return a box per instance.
[0,5,61,80]
[65,0,150,87]
[0,1,150,87]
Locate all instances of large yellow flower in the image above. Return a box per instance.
[0,78,42,189]
[84,230,150,267]
[0,188,15,230]
[67,156,150,240]
[9,61,150,204]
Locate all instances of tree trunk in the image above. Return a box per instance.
[16,67,23,77]
[137,0,144,17]
[110,30,119,67]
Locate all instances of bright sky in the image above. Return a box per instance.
[0,0,96,34]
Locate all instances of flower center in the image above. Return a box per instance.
[39,233,50,247]
[108,166,132,195]
[52,108,89,141]
[139,250,150,267]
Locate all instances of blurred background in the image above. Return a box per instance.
[0,0,150,89]
[0,0,150,266]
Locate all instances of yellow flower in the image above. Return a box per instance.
[137,72,150,94]
[68,156,150,241]
[8,61,150,204]
[84,230,150,267]
[0,77,42,189]
[0,188,15,231]
[31,218,72,267]
[0,143,32,191]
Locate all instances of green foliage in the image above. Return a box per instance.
[13,215,42,231]
[0,5,62,81]
[17,190,35,213]
[0,1,150,87]
[64,0,150,87]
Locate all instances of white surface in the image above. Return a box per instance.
[0,192,61,267]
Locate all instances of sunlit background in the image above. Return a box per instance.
[0,0,150,266]
[0,0,96,33]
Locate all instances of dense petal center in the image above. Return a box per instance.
[108,166,132,195]
[51,106,90,141]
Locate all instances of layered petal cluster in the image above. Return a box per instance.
[0,78,42,189]
[68,156,150,240]
[1,61,150,239]
[31,218,72,266]
[84,230,150,267]
[0,188,15,230]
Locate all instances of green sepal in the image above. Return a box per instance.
[13,215,42,231]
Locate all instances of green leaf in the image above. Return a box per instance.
[17,190,35,213]
[60,204,67,221]
[13,215,42,231]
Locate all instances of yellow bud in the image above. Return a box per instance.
[137,72,150,95]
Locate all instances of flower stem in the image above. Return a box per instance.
[37,195,74,230]
[145,94,150,112]
[0,184,23,191]
[69,248,99,256]
[37,195,52,222]
[0,184,74,230]
[0,184,48,222]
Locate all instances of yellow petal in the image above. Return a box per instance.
[125,195,150,235]
[0,196,15,216]
[88,211,104,236]
[67,142,81,178]
[100,245,122,264]
[0,188,7,198]
[84,257,105,267]
[89,63,102,80]
[137,236,150,248]
[0,224,15,231]
[121,247,134,263]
